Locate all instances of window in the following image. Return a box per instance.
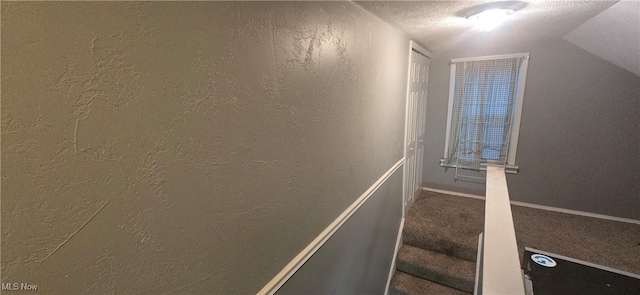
[442,53,529,177]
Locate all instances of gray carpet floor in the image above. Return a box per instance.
[415,190,640,275]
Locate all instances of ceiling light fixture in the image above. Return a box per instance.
[467,8,515,31]
[460,1,526,32]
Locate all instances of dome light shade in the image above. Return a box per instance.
[467,8,515,31]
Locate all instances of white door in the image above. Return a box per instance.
[404,48,430,211]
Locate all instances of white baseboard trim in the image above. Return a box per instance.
[257,158,405,295]
[422,187,640,225]
[385,217,405,295]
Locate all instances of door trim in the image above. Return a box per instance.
[410,41,432,58]
[403,41,431,215]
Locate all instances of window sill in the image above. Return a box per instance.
[439,159,519,174]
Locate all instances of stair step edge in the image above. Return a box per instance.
[402,235,479,262]
[389,271,471,295]
[396,244,476,292]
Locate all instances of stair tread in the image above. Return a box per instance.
[396,244,476,292]
[389,271,470,295]
[403,191,484,261]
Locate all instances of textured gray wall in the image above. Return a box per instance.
[277,168,402,295]
[423,39,640,220]
[1,2,408,294]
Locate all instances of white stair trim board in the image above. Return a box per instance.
[422,187,640,225]
[473,232,483,295]
[482,166,525,295]
[385,217,405,295]
[258,158,405,295]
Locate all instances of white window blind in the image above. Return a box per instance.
[443,53,529,181]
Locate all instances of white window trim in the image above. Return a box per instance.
[451,52,529,63]
[442,52,530,171]
[443,62,457,160]
[507,55,529,165]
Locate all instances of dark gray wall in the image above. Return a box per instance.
[423,39,640,220]
[277,168,402,295]
[2,2,409,294]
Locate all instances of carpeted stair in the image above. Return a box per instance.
[390,271,468,295]
[389,189,640,294]
[389,191,485,295]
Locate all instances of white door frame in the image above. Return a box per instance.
[403,41,432,215]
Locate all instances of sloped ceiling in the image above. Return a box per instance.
[356,1,617,53]
[563,0,640,77]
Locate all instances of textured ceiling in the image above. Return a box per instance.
[356,0,617,53]
[564,0,640,77]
